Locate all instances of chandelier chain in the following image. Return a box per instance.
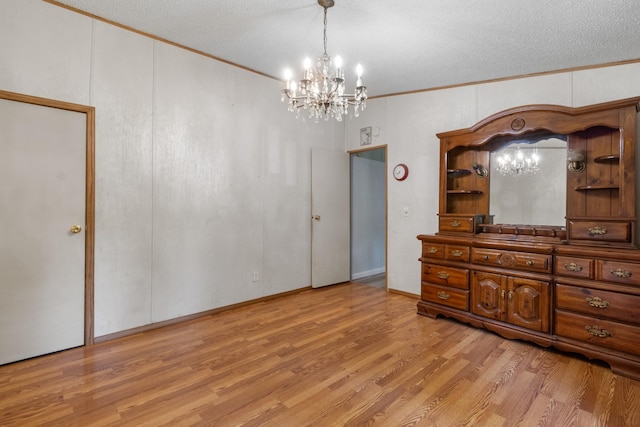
[323,7,328,55]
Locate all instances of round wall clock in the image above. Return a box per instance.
[393,163,409,181]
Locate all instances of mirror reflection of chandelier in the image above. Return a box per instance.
[495,147,540,176]
[281,0,367,122]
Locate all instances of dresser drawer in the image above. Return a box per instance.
[555,310,640,357]
[555,283,640,324]
[438,215,479,233]
[422,243,445,259]
[471,248,551,273]
[568,220,632,244]
[422,264,469,290]
[422,283,469,311]
[444,245,470,262]
[555,256,594,279]
[596,260,640,286]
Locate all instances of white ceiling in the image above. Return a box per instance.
[53,0,640,98]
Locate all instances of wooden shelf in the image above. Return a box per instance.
[447,190,483,194]
[594,155,620,164]
[447,169,472,177]
[574,184,619,191]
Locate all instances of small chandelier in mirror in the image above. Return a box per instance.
[281,0,367,122]
[495,147,540,176]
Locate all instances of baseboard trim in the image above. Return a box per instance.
[94,286,313,344]
[351,267,386,280]
[388,288,420,299]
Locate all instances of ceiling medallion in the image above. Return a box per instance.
[281,0,367,122]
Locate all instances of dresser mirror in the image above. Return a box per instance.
[488,135,567,226]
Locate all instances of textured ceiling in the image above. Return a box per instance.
[52,0,640,98]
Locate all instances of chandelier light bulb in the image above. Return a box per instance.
[284,68,292,90]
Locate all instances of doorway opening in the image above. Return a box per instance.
[350,146,387,289]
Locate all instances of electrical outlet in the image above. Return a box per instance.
[252,271,259,282]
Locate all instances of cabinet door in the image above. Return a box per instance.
[507,277,550,333]
[471,271,506,321]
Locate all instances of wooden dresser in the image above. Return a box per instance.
[417,97,640,380]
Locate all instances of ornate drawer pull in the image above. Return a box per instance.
[526,259,534,266]
[437,291,450,300]
[611,268,631,278]
[589,226,608,236]
[585,325,612,338]
[437,272,450,280]
[586,296,609,309]
[450,250,463,257]
[427,247,439,254]
[482,255,489,260]
[564,263,583,272]
[450,220,461,227]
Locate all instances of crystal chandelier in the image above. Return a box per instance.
[281,0,367,122]
[495,147,540,176]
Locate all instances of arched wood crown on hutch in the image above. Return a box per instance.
[418,96,640,381]
[435,96,640,246]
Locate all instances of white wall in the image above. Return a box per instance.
[3,0,640,334]
[0,0,343,337]
[347,65,640,295]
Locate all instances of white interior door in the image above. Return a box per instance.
[311,148,350,288]
[0,98,86,365]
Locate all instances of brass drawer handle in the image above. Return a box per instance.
[427,247,439,254]
[437,291,450,301]
[437,272,450,280]
[482,255,489,260]
[586,296,609,309]
[564,263,583,272]
[585,325,612,338]
[450,220,461,227]
[589,226,608,236]
[611,268,631,278]
[450,250,463,257]
[526,259,534,266]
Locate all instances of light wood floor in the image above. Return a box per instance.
[1,281,639,426]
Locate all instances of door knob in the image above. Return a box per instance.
[70,225,82,234]
[312,215,321,221]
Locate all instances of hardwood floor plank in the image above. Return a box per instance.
[1,282,639,426]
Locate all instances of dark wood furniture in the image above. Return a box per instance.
[418,97,640,380]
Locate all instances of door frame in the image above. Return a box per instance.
[348,144,388,290]
[0,89,95,345]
